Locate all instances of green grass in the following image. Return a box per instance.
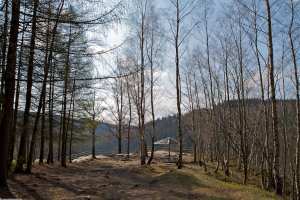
[180,165,280,200]
[143,161,281,200]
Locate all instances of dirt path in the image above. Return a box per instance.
[4,154,279,200]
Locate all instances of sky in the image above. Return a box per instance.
[88,0,183,120]
[94,0,226,120]
[85,0,296,122]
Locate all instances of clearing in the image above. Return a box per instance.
[2,151,279,200]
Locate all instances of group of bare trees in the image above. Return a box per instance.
[1,0,300,199]
[179,0,300,198]
[106,0,163,165]
[0,0,124,189]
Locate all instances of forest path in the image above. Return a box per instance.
[6,153,279,200]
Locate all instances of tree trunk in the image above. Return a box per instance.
[92,127,96,159]
[0,0,21,187]
[47,63,55,164]
[16,0,39,173]
[0,0,9,94]
[288,1,300,197]
[147,30,155,165]
[281,55,288,196]
[175,0,183,169]
[118,81,123,154]
[39,97,46,165]
[47,39,62,164]
[69,77,75,163]
[264,0,282,195]
[38,4,51,165]
[61,23,72,168]
[8,13,26,168]
[91,90,96,159]
[69,105,75,163]
[223,41,230,177]
[139,2,146,166]
[126,80,131,158]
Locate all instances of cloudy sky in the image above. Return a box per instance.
[89,0,213,120]
[85,0,293,122]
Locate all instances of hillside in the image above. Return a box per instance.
[12,98,298,157]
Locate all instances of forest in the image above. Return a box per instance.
[0,0,299,199]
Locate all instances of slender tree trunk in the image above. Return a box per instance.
[0,0,21,187]
[92,128,96,158]
[204,3,218,170]
[126,80,132,158]
[61,23,72,168]
[139,2,147,165]
[26,46,49,173]
[39,2,51,164]
[239,21,248,185]
[27,0,63,171]
[147,31,155,165]
[0,0,9,94]
[68,104,75,163]
[264,0,282,195]
[252,6,273,189]
[92,118,96,159]
[16,0,40,173]
[117,82,123,154]
[39,98,46,165]
[175,0,183,169]
[58,108,63,161]
[8,12,26,168]
[281,51,288,196]
[186,73,196,163]
[47,63,54,164]
[69,77,75,163]
[92,91,96,159]
[223,42,231,177]
[288,1,300,198]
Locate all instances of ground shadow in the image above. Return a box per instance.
[0,186,16,198]
[10,176,45,200]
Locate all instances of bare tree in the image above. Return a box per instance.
[168,0,198,169]
[287,0,300,198]
[80,90,105,159]
[264,0,282,195]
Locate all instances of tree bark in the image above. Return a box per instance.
[61,23,72,168]
[147,26,155,165]
[264,0,282,195]
[8,10,26,168]
[126,80,132,158]
[69,77,75,163]
[280,43,288,196]
[0,0,21,187]
[92,91,96,159]
[117,81,123,154]
[175,0,183,169]
[39,98,46,165]
[139,0,147,165]
[288,1,300,198]
[0,0,9,94]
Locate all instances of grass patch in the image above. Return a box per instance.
[184,166,280,200]
[151,170,204,188]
